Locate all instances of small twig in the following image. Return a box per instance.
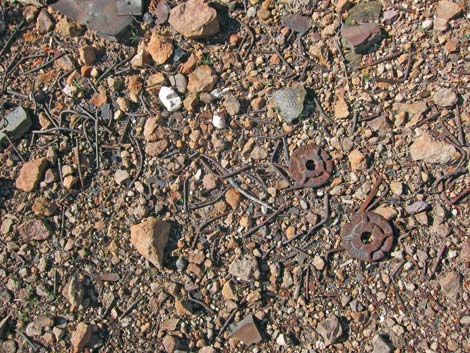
[16,329,39,352]
[0,20,25,58]
[216,307,239,340]
[359,173,383,212]
[187,293,215,315]
[75,138,85,189]
[128,134,143,189]
[25,52,65,74]
[429,243,446,279]
[119,297,144,320]
[3,132,25,162]
[356,51,403,70]
[241,205,288,237]
[96,48,137,83]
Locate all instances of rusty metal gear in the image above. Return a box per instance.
[341,211,393,262]
[288,144,333,187]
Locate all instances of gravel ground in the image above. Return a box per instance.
[0,0,469,352]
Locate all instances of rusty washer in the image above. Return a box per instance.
[341,211,393,262]
[289,144,333,187]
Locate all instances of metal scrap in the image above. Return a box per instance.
[289,143,333,187]
[341,211,393,262]
[51,0,142,40]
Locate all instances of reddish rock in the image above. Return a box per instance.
[71,322,91,353]
[436,1,463,20]
[15,157,48,192]
[187,65,217,93]
[147,32,173,65]
[410,133,459,164]
[130,218,172,268]
[341,23,382,54]
[231,315,262,345]
[78,46,96,65]
[18,219,51,243]
[168,0,219,39]
[36,9,54,34]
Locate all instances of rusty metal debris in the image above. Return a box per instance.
[288,143,333,187]
[51,0,142,40]
[341,211,393,262]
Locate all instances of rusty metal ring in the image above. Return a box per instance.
[289,144,333,187]
[341,211,393,262]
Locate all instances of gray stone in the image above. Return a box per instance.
[174,74,187,94]
[0,107,32,146]
[317,315,343,346]
[224,94,240,116]
[228,254,259,281]
[347,1,382,24]
[440,271,462,302]
[433,87,458,107]
[273,85,306,123]
[373,334,393,353]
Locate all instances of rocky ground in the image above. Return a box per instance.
[0,0,469,352]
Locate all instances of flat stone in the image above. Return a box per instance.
[281,14,312,35]
[71,322,91,353]
[349,149,366,171]
[16,157,48,192]
[317,315,343,346]
[222,280,237,301]
[433,87,458,107]
[405,201,429,215]
[148,32,173,65]
[168,0,219,39]
[250,146,267,160]
[225,188,241,210]
[187,65,217,93]
[224,94,240,116]
[62,275,84,310]
[202,173,218,190]
[130,218,172,268]
[341,23,382,54]
[131,44,153,68]
[436,1,463,20]
[393,101,427,118]
[231,315,262,345]
[159,86,182,112]
[373,334,393,353]
[32,197,57,217]
[272,85,306,123]
[18,218,51,243]
[151,0,170,25]
[78,46,96,65]
[334,91,349,119]
[228,254,259,281]
[410,133,459,164]
[440,271,462,301]
[114,169,129,185]
[0,106,32,146]
[347,1,382,24]
[36,9,54,34]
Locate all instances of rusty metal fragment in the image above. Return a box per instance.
[51,0,142,40]
[289,143,333,187]
[341,211,393,262]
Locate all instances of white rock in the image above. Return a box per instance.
[421,19,433,30]
[212,114,225,129]
[158,86,182,112]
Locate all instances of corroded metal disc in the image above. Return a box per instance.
[288,144,333,187]
[341,211,394,262]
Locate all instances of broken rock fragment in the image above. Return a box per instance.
[159,86,182,112]
[15,157,48,192]
[228,254,259,281]
[440,271,462,302]
[71,322,91,353]
[0,106,32,146]
[147,32,173,65]
[18,219,51,243]
[317,315,343,346]
[346,1,382,24]
[272,85,306,123]
[168,0,220,39]
[436,1,463,21]
[432,87,458,107]
[341,23,382,54]
[130,218,172,268]
[409,133,459,164]
[281,14,312,35]
[36,8,54,34]
[231,315,262,345]
[187,65,218,93]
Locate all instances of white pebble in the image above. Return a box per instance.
[212,114,226,129]
[158,86,182,112]
[421,19,433,30]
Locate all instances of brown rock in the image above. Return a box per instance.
[78,46,96,65]
[146,72,166,94]
[349,149,366,171]
[222,280,237,301]
[71,322,91,353]
[410,133,459,164]
[145,140,169,157]
[175,298,194,316]
[55,18,85,37]
[341,23,382,54]
[225,188,241,210]
[334,91,349,119]
[461,241,470,263]
[23,6,39,23]
[169,0,219,39]
[231,315,262,345]
[16,157,48,192]
[432,87,458,107]
[127,75,143,102]
[440,271,462,301]
[32,197,57,216]
[131,44,153,68]
[250,97,266,111]
[187,65,217,93]
[18,219,51,243]
[90,89,107,107]
[337,0,353,12]
[63,175,78,189]
[130,218,172,268]
[147,32,173,65]
[436,1,463,20]
[202,173,218,190]
[179,54,197,74]
[55,55,75,71]
[36,9,54,34]
[183,94,199,111]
